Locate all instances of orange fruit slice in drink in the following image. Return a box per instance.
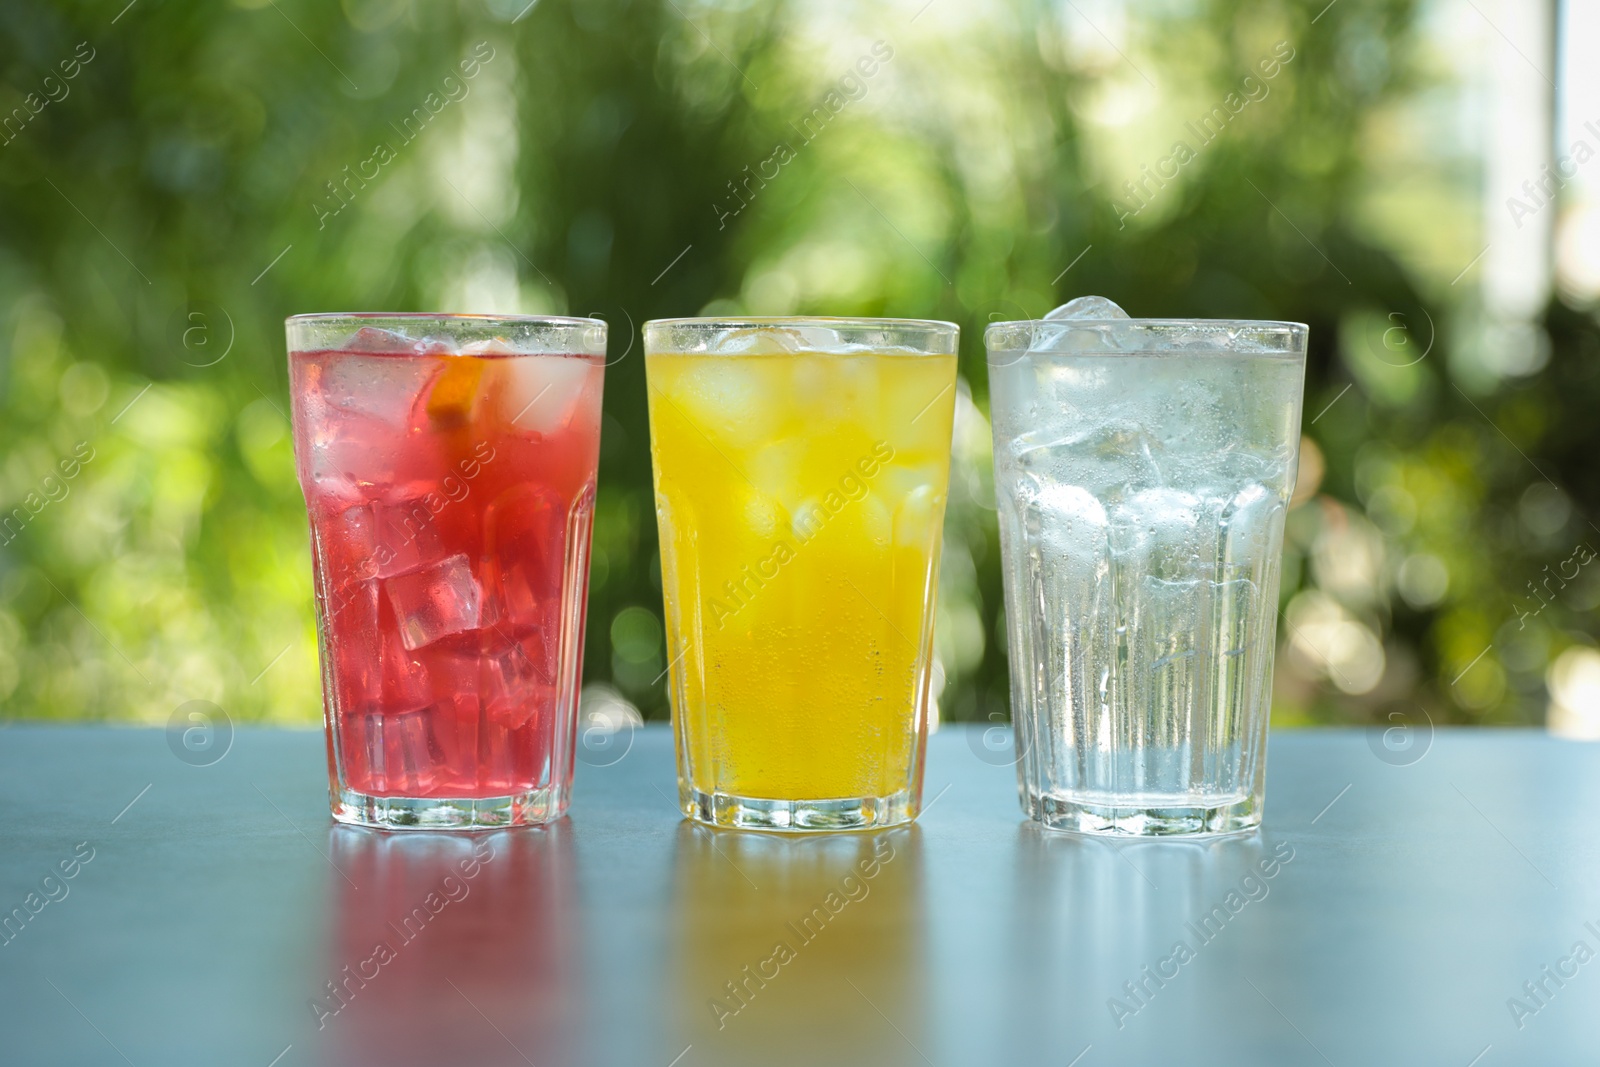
[424,355,486,428]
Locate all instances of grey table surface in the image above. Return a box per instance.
[2,724,1598,1067]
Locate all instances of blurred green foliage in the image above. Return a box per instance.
[0,0,1595,728]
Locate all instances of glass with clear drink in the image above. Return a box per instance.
[986,298,1307,835]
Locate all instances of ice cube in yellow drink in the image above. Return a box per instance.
[645,340,957,821]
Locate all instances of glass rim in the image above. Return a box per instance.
[285,312,607,327]
[645,315,958,333]
[984,317,1307,356]
[985,317,1308,333]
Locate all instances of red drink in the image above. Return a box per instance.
[287,315,606,829]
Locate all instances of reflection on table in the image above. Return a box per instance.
[1001,824,1296,1060]
[315,824,577,1067]
[669,823,928,1067]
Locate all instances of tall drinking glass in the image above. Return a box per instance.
[987,301,1306,835]
[286,314,606,829]
[644,318,958,831]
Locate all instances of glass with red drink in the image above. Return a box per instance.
[286,314,606,829]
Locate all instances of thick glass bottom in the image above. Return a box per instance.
[1027,790,1260,837]
[681,783,917,833]
[333,784,569,830]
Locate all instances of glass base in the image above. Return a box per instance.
[681,783,916,833]
[1027,791,1260,837]
[333,784,569,830]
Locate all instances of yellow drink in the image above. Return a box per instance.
[644,319,958,831]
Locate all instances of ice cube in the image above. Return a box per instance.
[497,355,597,435]
[740,491,785,540]
[857,494,893,548]
[459,338,517,357]
[1045,296,1131,320]
[791,497,830,542]
[841,353,896,413]
[1018,477,1109,560]
[1110,487,1204,580]
[1209,447,1283,489]
[1021,296,1134,355]
[1016,421,1163,501]
[481,485,567,630]
[326,579,436,710]
[788,325,869,355]
[1139,574,1204,679]
[302,421,381,503]
[319,353,438,427]
[322,500,449,586]
[893,482,943,549]
[1220,482,1286,572]
[314,505,373,594]
[661,359,777,447]
[352,706,443,794]
[377,640,432,712]
[297,352,428,495]
[746,439,809,507]
[324,578,383,690]
[344,326,416,353]
[482,632,556,728]
[369,498,448,575]
[712,327,806,355]
[384,554,493,651]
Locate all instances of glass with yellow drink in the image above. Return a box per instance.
[643,318,959,831]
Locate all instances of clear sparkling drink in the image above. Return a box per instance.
[287,315,605,829]
[987,301,1306,835]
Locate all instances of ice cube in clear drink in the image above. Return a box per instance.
[1110,487,1205,579]
[1017,420,1164,502]
[1019,477,1110,560]
[1044,295,1131,320]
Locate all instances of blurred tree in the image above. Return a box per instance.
[0,0,1594,731]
